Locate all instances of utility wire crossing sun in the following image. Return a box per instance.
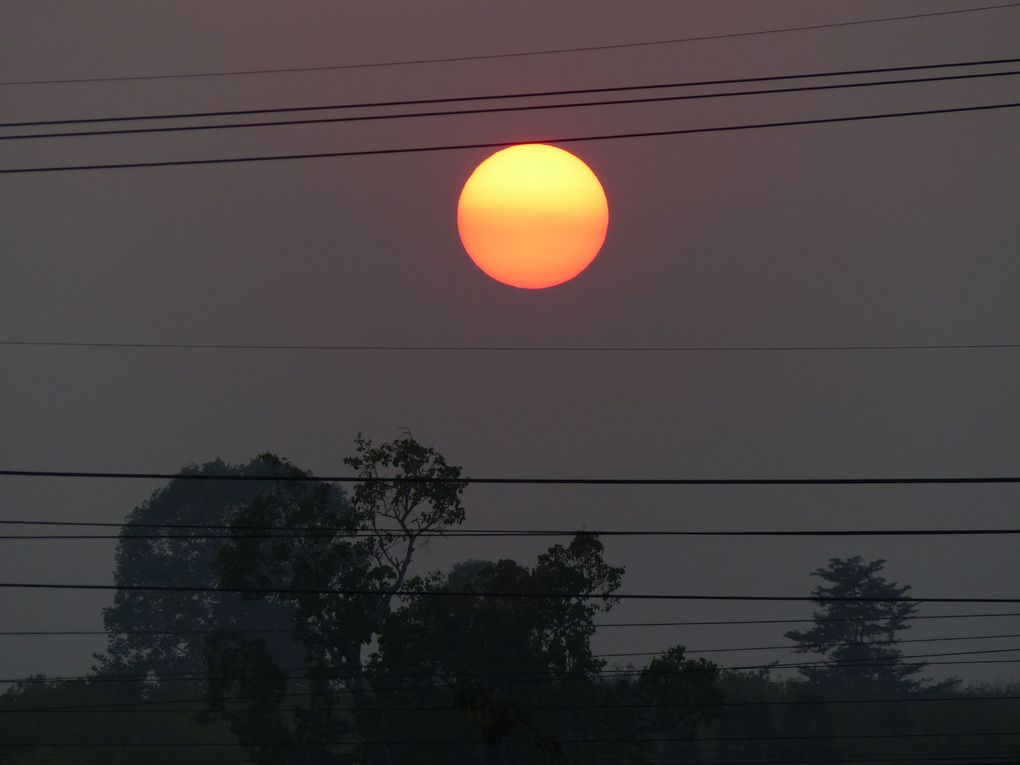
[457,144,609,289]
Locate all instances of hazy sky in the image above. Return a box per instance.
[1,1,1019,687]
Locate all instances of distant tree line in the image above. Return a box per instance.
[1,435,1018,764]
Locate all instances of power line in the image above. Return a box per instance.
[6,68,1019,142]
[5,341,1020,352]
[607,633,1020,657]
[692,743,1020,752]
[7,741,1008,755]
[1,729,1019,747]
[16,761,1012,765]
[643,757,1020,763]
[2,100,1018,175]
[638,760,1016,765]
[632,762,1020,765]
[629,748,1020,763]
[4,517,1020,537]
[644,762,1020,765]
[2,581,1019,603]
[3,468,1020,485]
[5,694,1020,715]
[6,756,1016,765]
[8,758,1017,765]
[3,55,1016,129]
[7,758,1020,765]
[5,610,1020,636]
[598,612,1020,629]
[605,761,1019,765]
[7,759,1015,765]
[579,760,1020,765]
[576,755,1020,765]
[5,528,1020,540]
[632,759,1020,765]
[7,758,1019,765]
[10,740,1017,751]
[603,762,1020,765]
[3,3,1017,86]
[18,761,1020,765]
[684,758,1020,763]
[7,629,1020,668]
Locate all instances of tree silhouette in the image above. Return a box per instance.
[204,433,468,761]
[356,537,628,764]
[785,556,954,696]
[96,453,334,679]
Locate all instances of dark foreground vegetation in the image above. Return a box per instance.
[2,436,1019,764]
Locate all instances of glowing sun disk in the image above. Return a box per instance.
[457,144,609,289]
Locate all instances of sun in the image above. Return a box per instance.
[457,144,609,289]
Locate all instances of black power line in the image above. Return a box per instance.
[1,730,1019,747]
[571,755,1020,765]
[2,100,1019,174]
[641,753,1020,761]
[606,760,1018,765]
[634,760,1019,765]
[13,761,1010,765]
[8,741,1009,753]
[596,612,1020,629]
[621,646,1020,662]
[0,656,993,685]
[7,612,1020,636]
[4,754,1020,765]
[5,528,1020,540]
[5,694,1020,716]
[3,3,1017,86]
[3,468,1020,485]
[605,633,1020,657]
[2,55,1017,129]
[5,757,1016,765]
[637,760,1015,765]
[630,759,1020,765]
[6,630,1020,671]
[1,581,1019,604]
[80,761,1020,765]
[6,69,1019,142]
[5,341,1020,352]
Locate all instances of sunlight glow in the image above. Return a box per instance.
[457,144,609,289]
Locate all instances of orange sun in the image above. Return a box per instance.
[457,144,609,289]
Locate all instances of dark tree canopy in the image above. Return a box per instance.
[204,434,470,760]
[368,535,625,689]
[98,453,343,678]
[15,440,1004,765]
[357,537,628,764]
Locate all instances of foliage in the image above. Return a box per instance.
[366,538,620,682]
[204,434,469,761]
[785,556,957,696]
[23,442,1014,764]
[639,645,724,731]
[97,453,336,679]
[0,677,236,764]
[355,540,720,763]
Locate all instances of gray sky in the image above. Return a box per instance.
[1,0,1019,687]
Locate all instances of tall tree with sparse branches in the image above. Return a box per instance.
[203,433,468,761]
